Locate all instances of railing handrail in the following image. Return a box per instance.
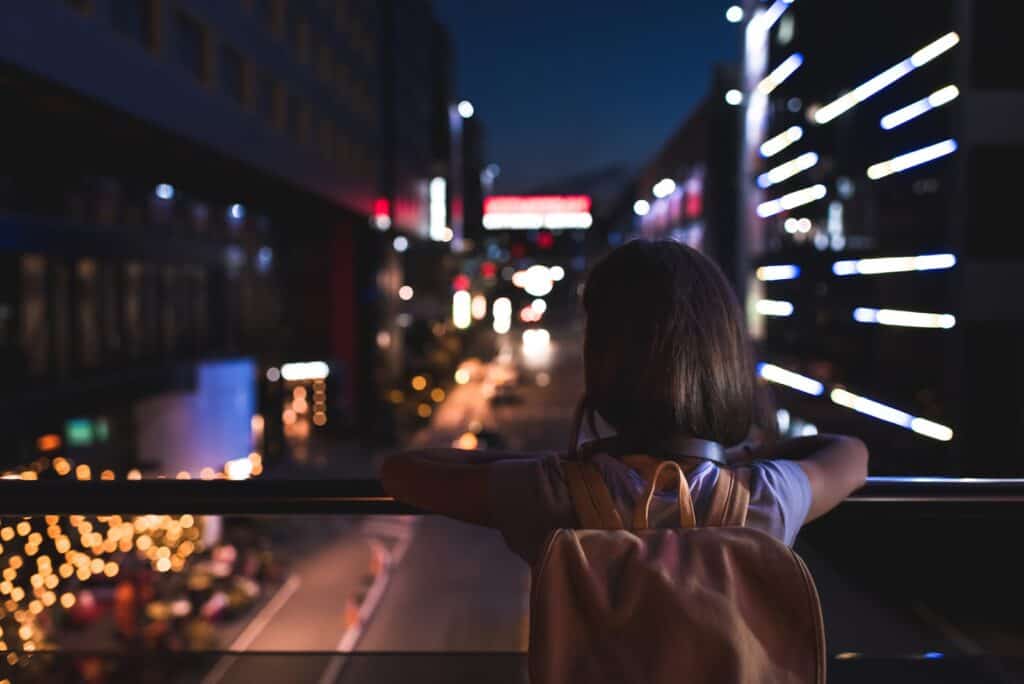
[1,477,1023,515]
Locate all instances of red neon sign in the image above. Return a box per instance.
[483,195,591,215]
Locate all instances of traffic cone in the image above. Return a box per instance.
[344,595,360,629]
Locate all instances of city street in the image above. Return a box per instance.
[207,325,999,683]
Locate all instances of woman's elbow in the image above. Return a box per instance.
[843,436,869,491]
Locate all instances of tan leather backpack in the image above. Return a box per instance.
[528,452,826,683]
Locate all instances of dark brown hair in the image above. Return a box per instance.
[582,240,754,446]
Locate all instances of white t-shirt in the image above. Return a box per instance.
[488,453,813,565]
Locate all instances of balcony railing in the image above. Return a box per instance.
[2,476,1023,515]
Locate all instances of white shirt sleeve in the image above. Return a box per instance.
[745,459,813,546]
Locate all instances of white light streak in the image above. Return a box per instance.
[881,85,960,130]
[757,151,819,188]
[280,361,330,381]
[756,264,801,281]
[757,53,804,95]
[866,139,958,180]
[492,297,512,335]
[748,0,790,38]
[471,294,488,320]
[757,363,825,396]
[429,177,447,241]
[482,212,592,230]
[756,184,827,217]
[814,32,960,125]
[832,253,956,276]
[852,307,956,329]
[830,388,953,441]
[756,299,795,317]
[453,291,472,330]
[760,126,803,157]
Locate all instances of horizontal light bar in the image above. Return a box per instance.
[881,85,960,130]
[853,307,956,329]
[756,184,827,217]
[757,299,794,317]
[866,139,957,180]
[832,253,956,276]
[814,32,960,125]
[756,264,801,281]
[757,53,804,95]
[757,151,819,188]
[482,212,593,230]
[830,388,953,441]
[760,126,803,158]
[757,363,825,396]
[280,361,330,381]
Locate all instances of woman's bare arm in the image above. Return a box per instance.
[748,434,869,522]
[379,448,540,527]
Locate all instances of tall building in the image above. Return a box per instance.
[627,66,743,291]
[738,0,1021,475]
[0,1,453,468]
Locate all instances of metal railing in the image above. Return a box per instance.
[2,477,1023,515]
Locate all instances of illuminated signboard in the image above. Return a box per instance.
[483,195,592,230]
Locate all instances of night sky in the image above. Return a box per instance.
[432,1,739,193]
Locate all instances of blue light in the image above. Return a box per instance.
[155,183,175,200]
[922,652,944,660]
[229,203,246,220]
[756,264,801,281]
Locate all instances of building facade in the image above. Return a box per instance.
[739,0,1022,475]
[0,0,453,469]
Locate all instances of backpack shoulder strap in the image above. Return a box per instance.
[706,466,752,527]
[562,461,625,530]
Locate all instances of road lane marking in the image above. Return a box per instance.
[319,521,417,684]
[200,574,302,684]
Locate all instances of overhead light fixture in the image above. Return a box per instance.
[757,363,825,396]
[852,307,956,329]
[866,139,957,180]
[830,388,953,441]
[755,264,801,281]
[757,53,804,95]
[756,183,827,217]
[757,151,819,188]
[880,85,960,130]
[832,253,956,276]
[760,126,803,158]
[814,32,960,125]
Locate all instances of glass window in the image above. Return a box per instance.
[110,0,156,50]
[221,46,245,104]
[20,255,49,377]
[174,11,208,83]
